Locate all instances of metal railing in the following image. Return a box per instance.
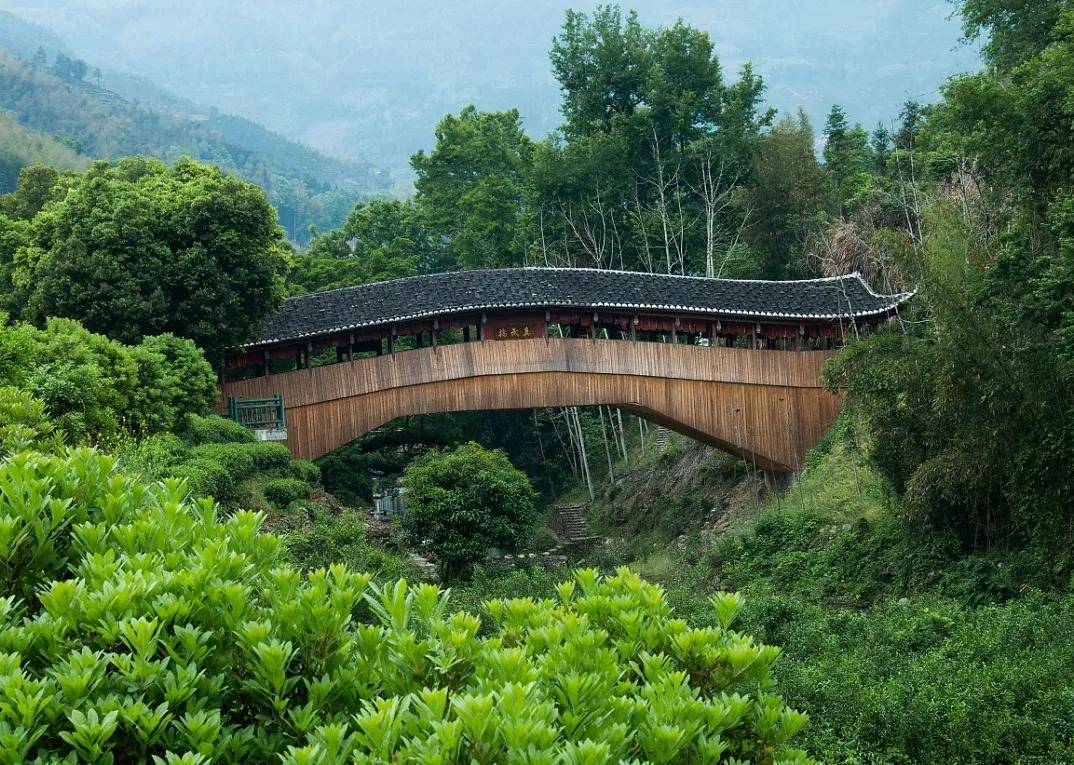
[227,395,285,430]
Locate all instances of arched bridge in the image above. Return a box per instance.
[220,268,910,472]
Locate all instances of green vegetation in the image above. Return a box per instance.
[0,313,216,443]
[291,199,432,294]
[0,1,1070,762]
[0,47,389,243]
[0,448,816,764]
[285,510,416,582]
[0,157,290,353]
[400,442,541,580]
[0,113,88,191]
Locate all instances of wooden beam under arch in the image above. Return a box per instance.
[219,339,841,472]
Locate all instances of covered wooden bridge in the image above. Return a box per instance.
[220,268,910,472]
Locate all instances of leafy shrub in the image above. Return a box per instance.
[247,441,293,472]
[188,442,257,481]
[0,448,818,764]
[0,316,216,443]
[0,384,56,457]
[180,413,255,445]
[111,431,189,482]
[735,592,1074,765]
[263,476,310,509]
[401,441,541,579]
[528,524,563,552]
[286,511,415,581]
[288,458,322,486]
[171,455,236,503]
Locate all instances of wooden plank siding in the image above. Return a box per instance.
[219,338,841,472]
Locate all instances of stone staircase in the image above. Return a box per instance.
[548,504,597,547]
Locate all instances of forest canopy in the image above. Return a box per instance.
[0,157,290,354]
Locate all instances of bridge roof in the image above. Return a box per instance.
[250,268,911,347]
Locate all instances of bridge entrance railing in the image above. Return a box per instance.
[227,395,286,434]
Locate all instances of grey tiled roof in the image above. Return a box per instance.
[250,268,911,347]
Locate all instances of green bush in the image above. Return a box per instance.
[180,413,255,445]
[110,431,189,482]
[286,511,415,581]
[401,441,541,580]
[527,524,563,552]
[188,442,257,481]
[0,448,817,764]
[171,455,236,503]
[263,476,310,509]
[289,458,322,486]
[0,384,56,457]
[0,316,215,443]
[734,592,1074,765]
[247,441,294,472]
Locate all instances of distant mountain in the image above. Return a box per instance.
[0,1,981,177]
[0,10,393,243]
[0,8,67,61]
[0,112,89,189]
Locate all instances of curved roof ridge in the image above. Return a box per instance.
[277,266,887,305]
[250,267,911,348]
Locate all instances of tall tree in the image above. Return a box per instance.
[550,6,651,138]
[747,110,827,277]
[537,5,770,275]
[290,199,432,293]
[412,106,533,270]
[7,158,289,354]
[823,104,875,215]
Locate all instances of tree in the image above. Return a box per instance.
[747,110,827,277]
[10,157,289,354]
[30,47,46,67]
[550,6,651,138]
[537,6,771,276]
[0,315,217,442]
[412,106,533,270]
[823,104,875,214]
[0,164,67,221]
[400,441,540,579]
[290,199,431,293]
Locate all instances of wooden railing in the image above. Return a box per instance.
[219,338,841,471]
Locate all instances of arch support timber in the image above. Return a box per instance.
[219,339,840,472]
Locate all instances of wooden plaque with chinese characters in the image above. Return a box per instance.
[485,315,547,341]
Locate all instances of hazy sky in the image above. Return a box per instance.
[0,0,980,174]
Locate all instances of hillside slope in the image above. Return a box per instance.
[0,111,88,188]
[0,42,391,242]
[2,0,980,175]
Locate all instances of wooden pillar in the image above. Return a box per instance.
[432,319,439,349]
[750,324,758,350]
[671,317,679,345]
[590,312,598,340]
[796,325,803,351]
[479,313,487,341]
[348,332,354,362]
[264,349,271,377]
[306,341,313,369]
[389,327,396,355]
[631,315,638,343]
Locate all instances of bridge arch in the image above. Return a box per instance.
[220,268,909,471]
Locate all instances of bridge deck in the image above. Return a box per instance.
[220,338,841,472]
